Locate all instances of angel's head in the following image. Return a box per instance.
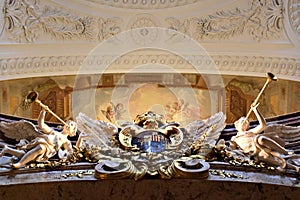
[234,117,250,132]
[63,120,78,137]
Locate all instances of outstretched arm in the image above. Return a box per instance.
[38,108,53,134]
[249,104,267,134]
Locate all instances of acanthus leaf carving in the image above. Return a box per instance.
[98,17,123,41]
[166,0,284,42]
[3,0,122,43]
[40,6,95,41]
[1,0,286,43]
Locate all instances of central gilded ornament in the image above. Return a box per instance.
[74,110,226,179]
[118,111,183,153]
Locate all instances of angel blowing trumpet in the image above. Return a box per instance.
[0,91,77,168]
[229,72,300,173]
[25,91,69,126]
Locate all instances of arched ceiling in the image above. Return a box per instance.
[0,0,299,81]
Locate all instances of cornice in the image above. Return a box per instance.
[77,0,203,10]
[1,53,299,82]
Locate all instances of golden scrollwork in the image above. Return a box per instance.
[94,159,147,181]
[158,157,210,179]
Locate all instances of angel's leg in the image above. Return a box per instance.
[0,145,25,158]
[257,136,293,155]
[12,145,44,168]
[256,151,289,174]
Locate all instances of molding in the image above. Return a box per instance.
[165,0,284,42]
[1,53,299,81]
[127,14,161,45]
[0,0,286,43]
[288,0,300,41]
[284,0,300,47]
[2,0,122,43]
[0,1,4,37]
[0,0,298,83]
[80,0,203,9]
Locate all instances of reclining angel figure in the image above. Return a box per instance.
[0,107,77,169]
[230,104,299,172]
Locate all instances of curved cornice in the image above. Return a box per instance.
[71,0,204,10]
[1,54,299,82]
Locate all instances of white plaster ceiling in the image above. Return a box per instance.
[0,0,299,81]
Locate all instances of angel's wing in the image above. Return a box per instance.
[183,112,226,156]
[0,120,42,142]
[263,124,300,151]
[76,112,119,149]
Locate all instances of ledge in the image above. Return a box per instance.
[0,162,300,200]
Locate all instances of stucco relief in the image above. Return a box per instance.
[81,0,202,9]
[0,0,287,43]
[166,0,284,42]
[2,0,122,42]
[284,0,300,46]
[1,54,299,81]
[128,14,160,45]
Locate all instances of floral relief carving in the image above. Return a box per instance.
[98,17,123,41]
[128,14,160,45]
[3,0,122,42]
[1,0,286,43]
[166,0,284,41]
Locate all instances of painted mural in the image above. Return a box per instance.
[95,84,207,126]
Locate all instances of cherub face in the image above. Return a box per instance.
[116,103,123,111]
